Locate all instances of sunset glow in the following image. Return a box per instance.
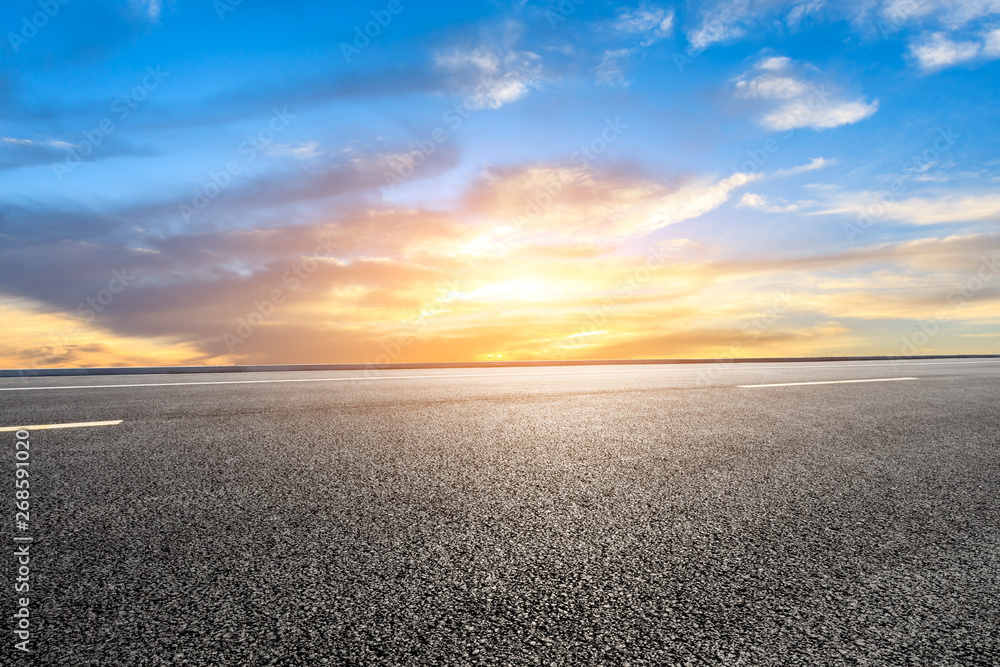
[2,1,998,367]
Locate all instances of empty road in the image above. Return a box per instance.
[3,359,999,665]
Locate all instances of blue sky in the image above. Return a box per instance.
[1,0,999,367]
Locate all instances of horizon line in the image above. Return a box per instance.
[3,354,999,378]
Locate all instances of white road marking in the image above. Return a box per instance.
[0,358,995,392]
[0,420,123,432]
[740,377,920,388]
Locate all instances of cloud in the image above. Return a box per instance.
[0,135,156,171]
[596,48,638,84]
[462,163,759,241]
[681,0,1000,53]
[0,137,65,170]
[0,152,769,367]
[685,0,755,52]
[853,193,1000,225]
[785,0,827,28]
[734,56,878,131]
[435,46,542,109]
[910,32,982,70]
[985,27,1000,56]
[6,194,999,366]
[267,141,322,160]
[815,189,1000,225]
[683,0,827,52]
[595,3,675,85]
[612,3,674,40]
[434,23,545,110]
[757,55,794,71]
[882,0,1000,28]
[775,157,834,176]
[907,27,1000,71]
[737,193,801,213]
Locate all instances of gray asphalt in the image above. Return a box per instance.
[3,360,999,665]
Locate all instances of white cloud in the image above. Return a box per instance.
[757,55,794,71]
[910,32,981,70]
[596,48,637,85]
[435,43,543,109]
[267,141,322,160]
[597,3,675,86]
[739,193,768,208]
[986,28,1000,56]
[889,0,1000,28]
[734,56,878,131]
[764,98,879,131]
[685,0,763,52]
[738,193,802,213]
[2,137,40,146]
[819,192,1000,225]
[613,3,674,40]
[641,171,761,232]
[466,165,761,241]
[785,0,827,28]
[881,0,937,25]
[686,0,827,52]
[681,0,1000,54]
[775,157,834,176]
[736,72,808,99]
[1,136,78,150]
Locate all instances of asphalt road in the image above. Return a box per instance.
[2,360,999,665]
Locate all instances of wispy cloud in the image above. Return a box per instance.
[985,28,1000,56]
[612,2,674,41]
[434,23,544,109]
[267,141,322,160]
[817,191,1000,225]
[738,193,802,213]
[910,32,982,70]
[462,163,760,241]
[686,0,754,52]
[883,0,1000,29]
[908,28,1000,71]
[775,157,834,176]
[0,135,153,170]
[596,3,675,85]
[734,56,878,131]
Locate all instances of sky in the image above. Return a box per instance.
[1,0,999,368]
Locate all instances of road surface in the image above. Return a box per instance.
[2,359,999,665]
